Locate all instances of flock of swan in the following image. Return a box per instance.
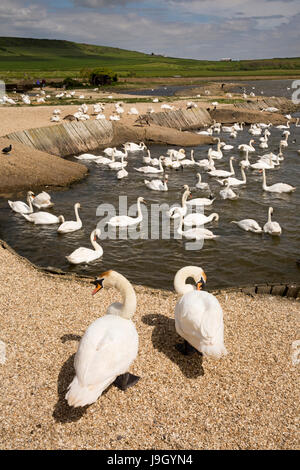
[7,116,298,268]
[66,266,227,408]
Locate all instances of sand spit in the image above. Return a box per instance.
[0,242,299,450]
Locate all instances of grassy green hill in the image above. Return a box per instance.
[1,36,300,81]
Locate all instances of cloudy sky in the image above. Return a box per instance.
[0,0,299,60]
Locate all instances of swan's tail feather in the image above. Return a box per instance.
[65,377,107,408]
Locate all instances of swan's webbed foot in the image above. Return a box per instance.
[114,372,140,391]
[175,340,198,356]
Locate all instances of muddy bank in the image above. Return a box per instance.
[0,137,88,198]
[209,107,288,125]
[110,122,214,148]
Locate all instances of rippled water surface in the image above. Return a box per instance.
[1,120,300,291]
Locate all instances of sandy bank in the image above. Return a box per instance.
[0,136,87,197]
[0,242,299,450]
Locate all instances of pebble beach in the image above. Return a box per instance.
[0,242,299,450]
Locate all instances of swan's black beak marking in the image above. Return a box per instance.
[91,278,104,295]
[196,277,206,291]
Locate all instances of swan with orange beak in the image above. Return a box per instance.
[174,266,227,357]
[66,270,139,407]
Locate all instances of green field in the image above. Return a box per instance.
[1,36,300,82]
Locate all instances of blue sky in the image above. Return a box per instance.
[0,0,299,60]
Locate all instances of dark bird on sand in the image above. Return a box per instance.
[63,115,78,121]
[2,144,12,154]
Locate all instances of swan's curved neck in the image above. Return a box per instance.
[268,207,273,223]
[197,173,202,183]
[262,169,267,189]
[90,231,102,251]
[174,266,197,295]
[229,158,235,174]
[136,198,143,220]
[27,194,34,212]
[181,189,189,208]
[159,158,163,171]
[110,272,137,319]
[74,204,80,222]
[240,165,246,182]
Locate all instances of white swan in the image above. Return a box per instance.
[117,168,128,180]
[261,168,296,193]
[144,175,168,191]
[207,156,235,178]
[22,212,64,225]
[183,212,219,227]
[94,155,114,165]
[276,120,290,130]
[240,149,250,167]
[168,185,190,219]
[195,173,210,190]
[251,155,275,170]
[180,150,196,167]
[222,144,234,151]
[238,139,255,152]
[186,196,215,207]
[280,131,289,148]
[8,191,35,214]
[195,154,215,171]
[107,197,146,226]
[175,210,218,240]
[66,270,139,407]
[134,156,164,174]
[75,153,99,161]
[219,180,238,200]
[218,163,247,186]
[263,207,282,236]
[32,191,53,209]
[57,203,82,233]
[209,138,223,159]
[109,155,128,170]
[167,148,186,160]
[66,228,103,264]
[124,142,147,152]
[231,219,262,233]
[174,266,227,357]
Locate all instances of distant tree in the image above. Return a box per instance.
[84,67,118,86]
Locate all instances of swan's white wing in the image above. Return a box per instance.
[74,316,138,387]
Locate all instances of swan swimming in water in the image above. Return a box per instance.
[66,270,139,407]
[22,212,64,225]
[8,191,35,214]
[32,191,53,209]
[261,168,296,193]
[66,228,103,264]
[231,219,262,233]
[57,203,82,233]
[263,207,282,236]
[144,175,168,191]
[174,266,227,357]
[107,197,146,226]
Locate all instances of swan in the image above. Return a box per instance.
[124,142,147,152]
[219,180,238,200]
[174,266,227,357]
[183,212,219,227]
[107,197,146,227]
[113,148,128,159]
[231,219,262,233]
[117,168,128,179]
[168,185,190,219]
[195,153,215,171]
[195,173,210,190]
[109,155,128,170]
[261,168,296,193]
[218,163,247,186]
[222,144,234,151]
[32,191,53,209]
[180,150,196,167]
[251,155,275,170]
[207,156,235,178]
[259,139,268,149]
[240,149,250,167]
[134,157,164,174]
[8,191,35,214]
[169,153,182,170]
[167,148,186,160]
[186,196,215,207]
[143,150,159,166]
[176,211,219,240]
[263,207,282,236]
[75,153,99,161]
[209,138,223,159]
[94,155,114,165]
[238,139,255,152]
[66,228,103,264]
[222,125,234,133]
[276,121,290,130]
[144,175,168,191]
[22,212,64,225]
[103,147,115,157]
[57,203,82,233]
[280,131,289,148]
[66,270,139,407]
